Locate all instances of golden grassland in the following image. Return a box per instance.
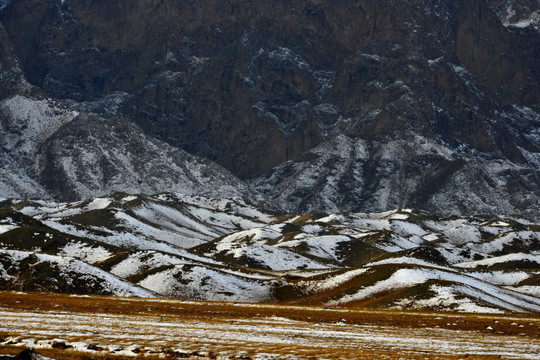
[0,291,539,359]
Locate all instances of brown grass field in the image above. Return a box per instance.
[0,291,539,359]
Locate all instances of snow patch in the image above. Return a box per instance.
[85,198,112,211]
[328,267,540,312]
[0,224,17,234]
[59,242,113,264]
[456,253,540,269]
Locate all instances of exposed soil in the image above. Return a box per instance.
[0,291,539,359]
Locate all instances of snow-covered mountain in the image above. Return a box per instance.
[0,94,253,201]
[1,194,539,313]
[489,0,540,29]
[0,0,539,217]
[249,129,540,216]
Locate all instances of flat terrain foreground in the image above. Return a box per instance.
[0,292,539,359]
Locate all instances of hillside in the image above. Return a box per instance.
[1,193,539,313]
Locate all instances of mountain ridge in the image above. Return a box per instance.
[0,0,539,217]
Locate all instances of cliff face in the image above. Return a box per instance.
[0,0,539,216]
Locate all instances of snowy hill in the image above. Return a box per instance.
[1,194,539,313]
[0,1,539,313]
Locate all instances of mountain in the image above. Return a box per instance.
[1,194,539,312]
[0,0,539,216]
[489,0,540,28]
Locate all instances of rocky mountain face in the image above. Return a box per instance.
[0,93,250,201]
[489,0,540,28]
[0,0,539,217]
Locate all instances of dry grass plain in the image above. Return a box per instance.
[0,291,539,359]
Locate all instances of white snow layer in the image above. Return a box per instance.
[59,242,113,264]
[328,267,540,312]
[0,249,155,297]
[456,253,540,269]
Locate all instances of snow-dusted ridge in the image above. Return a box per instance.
[0,94,254,203]
[1,195,540,313]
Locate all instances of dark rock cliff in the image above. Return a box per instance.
[0,0,539,216]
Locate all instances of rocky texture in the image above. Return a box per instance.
[489,0,540,28]
[0,0,539,216]
[249,131,540,217]
[0,22,34,98]
[0,94,252,201]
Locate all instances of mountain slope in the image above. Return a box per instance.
[0,93,254,202]
[0,0,538,216]
[249,130,540,216]
[1,195,539,313]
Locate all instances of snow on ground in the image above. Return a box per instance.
[110,251,190,278]
[278,235,351,261]
[121,195,138,202]
[489,221,511,227]
[435,246,481,264]
[389,221,427,237]
[2,306,539,360]
[507,286,540,298]
[209,227,330,270]
[373,234,425,253]
[158,193,275,226]
[138,264,272,302]
[387,213,410,220]
[0,310,540,360]
[2,195,540,313]
[327,267,540,312]
[134,202,221,238]
[504,10,540,28]
[301,224,323,234]
[16,199,87,218]
[366,257,454,272]
[0,249,155,297]
[115,210,205,248]
[184,204,268,233]
[0,95,79,155]
[36,253,156,297]
[221,240,328,270]
[316,214,347,224]
[326,268,427,306]
[41,219,223,265]
[114,203,259,249]
[297,268,369,293]
[467,271,530,286]
[213,227,280,256]
[85,197,112,211]
[423,219,468,232]
[218,227,283,247]
[439,225,483,246]
[472,231,540,254]
[393,284,506,314]
[349,218,392,231]
[59,242,113,264]
[0,224,17,234]
[456,253,540,269]
[423,233,440,241]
